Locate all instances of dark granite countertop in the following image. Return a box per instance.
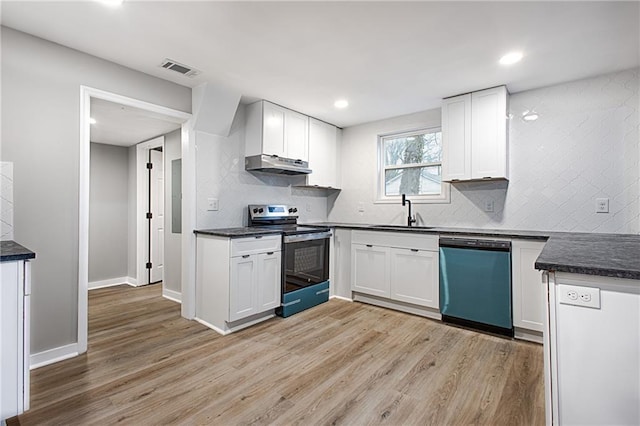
[305,222,551,240]
[1,240,36,262]
[535,233,640,280]
[194,227,283,238]
[304,222,640,281]
[194,222,640,281]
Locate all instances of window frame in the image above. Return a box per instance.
[375,127,450,204]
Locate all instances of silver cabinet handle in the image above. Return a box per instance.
[266,252,274,255]
[242,255,250,258]
[366,244,373,248]
[255,235,263,239]
[411,248,419,252]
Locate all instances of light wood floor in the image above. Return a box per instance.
[10,284,544,425]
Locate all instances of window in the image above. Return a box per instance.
[377,128,449,203]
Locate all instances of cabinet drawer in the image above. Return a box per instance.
[352,230,438,251]
[231,235,281,257]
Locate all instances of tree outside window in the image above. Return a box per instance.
[379,128,443,198]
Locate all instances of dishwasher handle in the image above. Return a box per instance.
[439,237,511,251]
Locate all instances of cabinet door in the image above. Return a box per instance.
[262,102,286,157]
[351,244,390,298]
[390,248,439,308]
[229,255,257,322]
[471,86,508,179]
[284,109,309,162]
[442,93,471,181]
[512,240,546,331]
[307,118,338,188]
[256,251,281,313]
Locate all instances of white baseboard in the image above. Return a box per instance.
[88,276,136,290]
[330,295,353,302]
[162,288,182,303]
[30,343,79,370]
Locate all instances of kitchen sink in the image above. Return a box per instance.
[369,225,434,230]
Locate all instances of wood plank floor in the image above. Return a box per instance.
[10,284,544,425]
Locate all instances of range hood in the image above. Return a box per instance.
[245,154,311,175]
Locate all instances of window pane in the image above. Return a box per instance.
[385,166,442,196]
[384,131,442,166]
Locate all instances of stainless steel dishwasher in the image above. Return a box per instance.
[439,237,513,337]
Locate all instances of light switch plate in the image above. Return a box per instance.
[207,198,219,211]
[558,284,600,309]
[595,198,609,213]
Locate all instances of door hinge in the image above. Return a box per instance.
[146,212,153,219]
[146,162,153,169]
[146,262,152,269]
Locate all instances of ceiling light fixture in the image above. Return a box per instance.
[96,0,124,6]
[89,118,97,125]
[334,99,349,109]
[522,110,539,121]
[499,51,523,66]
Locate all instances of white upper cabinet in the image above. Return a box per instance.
[304,118,341,189]
[245,100,309,162]
[442,86,509,181]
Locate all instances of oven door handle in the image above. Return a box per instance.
[283,232,332,243]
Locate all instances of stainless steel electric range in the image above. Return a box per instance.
[248,205,331,317]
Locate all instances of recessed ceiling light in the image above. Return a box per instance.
[334,99,349,109]
[499,51,523,66]
[522,110,539,121]
[96,0,124,7]
[89,118,97,125]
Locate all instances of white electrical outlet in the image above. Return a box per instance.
[357,202,365,213]
[484,200,495,212]
[595,198,609,213]
[558,284,600,309]
[207,198,219,211]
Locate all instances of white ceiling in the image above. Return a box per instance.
[90,98,182,146]
[2,1,639,128]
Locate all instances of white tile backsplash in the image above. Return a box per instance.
[0,162,14,240]
[328,68,640,234]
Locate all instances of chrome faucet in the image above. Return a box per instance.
[401,194,417,227]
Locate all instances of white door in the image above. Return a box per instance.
[150,149,164,283]
[229,255,257,322]
[256,251,281,312]
[389,248,439,308]
[262,102,286,157]
[351,244,390,298]
[284,109,309,162]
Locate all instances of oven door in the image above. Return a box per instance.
[283,232,330,294]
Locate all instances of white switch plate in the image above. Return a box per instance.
[484,200,495,212]
[595,198,609,213]
[207,198,219,211]
[558,284,600,309]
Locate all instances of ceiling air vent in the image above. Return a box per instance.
[159,59,200,78]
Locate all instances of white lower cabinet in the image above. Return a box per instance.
[351,231,439,313]
[511,239,546,340]
[351,244,390,297]
[196,234,281,335]
[1,259,31,421]
[390,248,438,307]
[229,251,281,322]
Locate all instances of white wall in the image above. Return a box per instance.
[0,162,14,241]
[0,27,192,355]
[88,143,129,285]
[195,105,329,229]
[329,68,640,234]
[164,129,182,295]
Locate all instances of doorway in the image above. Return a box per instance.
[80,86,192,355]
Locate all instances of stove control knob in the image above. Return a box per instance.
[288,208,293,213]
[292,208,298,213]
[253,208,259,214]
[258,208,264,213]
